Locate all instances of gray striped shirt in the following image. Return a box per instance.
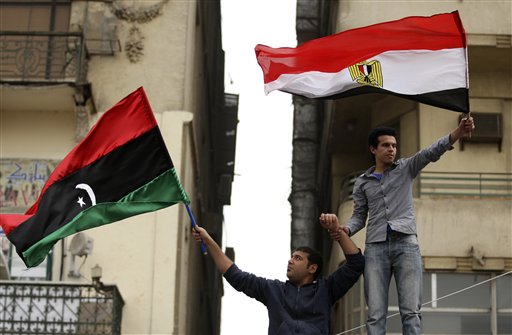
[347,135,453,243]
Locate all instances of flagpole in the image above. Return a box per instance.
[465,41,471,139]
[185,203,208,255]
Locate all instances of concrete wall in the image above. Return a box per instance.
[416,198,511,258]
[418,102,511,173]
[71,1,193,114]
[336,0,511,35]
[331,196,512,273]
[0,86,76,160]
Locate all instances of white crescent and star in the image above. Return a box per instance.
[75,183,97,207]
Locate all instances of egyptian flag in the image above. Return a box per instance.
[255,11,469,113]
[0,87,190,268]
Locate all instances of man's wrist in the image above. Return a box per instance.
[343,226,351,236]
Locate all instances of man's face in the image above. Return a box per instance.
[371,135,397,166]
[286,250,316,284]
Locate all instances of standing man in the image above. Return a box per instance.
[332,116,475,334]
[192,213,364,335]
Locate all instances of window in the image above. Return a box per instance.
[0,0,72,81]
[0,0,71,32]
[0,232,50,281]
[459,113,503,152]
[386,272,512,334]
[497,275,512,334]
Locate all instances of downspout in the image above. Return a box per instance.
[289,96,320,249]
[290,0,331,251]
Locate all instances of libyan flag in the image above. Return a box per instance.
[0,87,190,268]
[255,11,469,113]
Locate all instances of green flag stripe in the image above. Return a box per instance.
[22,168,189,267]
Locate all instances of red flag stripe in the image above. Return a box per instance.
[255,12,466,83]
[0,214,33,235]
[26,87,157,215]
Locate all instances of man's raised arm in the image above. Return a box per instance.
[192,226,233,274]
[319,213,359,255]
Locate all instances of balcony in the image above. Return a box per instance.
[0,281,123,335]
[0,31,87,85]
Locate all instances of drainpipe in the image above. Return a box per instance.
[289,96,319,249]
[290,0,331,251]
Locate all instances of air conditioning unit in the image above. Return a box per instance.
[459,112,503,151]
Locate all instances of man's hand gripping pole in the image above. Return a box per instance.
[185,203,208,255]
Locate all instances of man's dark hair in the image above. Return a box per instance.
[368,126,397,149]
[294,246,323,279]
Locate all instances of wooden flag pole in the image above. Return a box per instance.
[185,203,208,255]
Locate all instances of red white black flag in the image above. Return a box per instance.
[255,11,469,113]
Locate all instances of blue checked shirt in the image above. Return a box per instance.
[347,135,454,243]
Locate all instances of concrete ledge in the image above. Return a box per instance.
[424,257,457,270]
[472,258,505,271]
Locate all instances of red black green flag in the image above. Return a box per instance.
[0,87,190,268]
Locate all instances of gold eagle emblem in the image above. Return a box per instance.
[348,60,383,88]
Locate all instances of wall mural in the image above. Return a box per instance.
[0,159,59,214]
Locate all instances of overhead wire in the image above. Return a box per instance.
[335,270,512,335]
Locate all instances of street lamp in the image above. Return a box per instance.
[91,264,109,294]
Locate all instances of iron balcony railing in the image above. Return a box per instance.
[418,171,512,198]
[339,171,512,204]
[0,281,124,335]
[0,31,88,84]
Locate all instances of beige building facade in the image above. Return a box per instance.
[293,1,511,334]
[1,1,233,334]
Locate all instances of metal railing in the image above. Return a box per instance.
[339,171,512,204]
[0,281,123,335]
[0,31,88,84]
[419,171,512,198]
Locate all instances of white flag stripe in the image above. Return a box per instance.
[265,48,467,98]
